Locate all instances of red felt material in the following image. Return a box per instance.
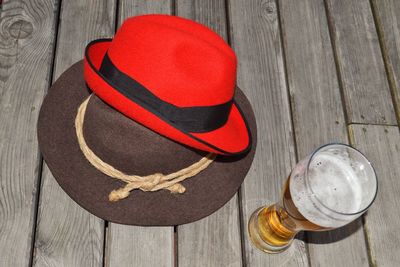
[83,15,250,155]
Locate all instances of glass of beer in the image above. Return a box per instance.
[248,143,378,253]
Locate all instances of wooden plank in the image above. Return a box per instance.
[176,198,241,266]
[349,125,400,266]
[176,0,229,37]
[118,0,172,26]
[278,0,370,266]
[325,0,396,125]
[228,0,309,265]
[106,224,173,267]
[32,1,116,266]
[371,0,400,123]
[106,2,174,267]
[0,0,58,266]
[279,0,348,149]
[175,1,242,266]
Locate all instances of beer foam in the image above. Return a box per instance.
[290,149,367,228]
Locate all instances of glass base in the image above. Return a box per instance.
[248,207,293,254]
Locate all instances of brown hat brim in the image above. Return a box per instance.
[37,61,257,226]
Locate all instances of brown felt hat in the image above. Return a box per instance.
[38,15,258,226]
[37,61,257,226]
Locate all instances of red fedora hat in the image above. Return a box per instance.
[84,14,251,155]
[37,14,257,225]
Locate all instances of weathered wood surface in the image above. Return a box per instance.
[175,1,242,266]
[117,0,172,27]
[228,0,309,266]
[371,0,400,123]
[107,224,173,267]
[0,0,58,266]
[278,1,369,266]
[350,125,400,266]
[32,1,116,266]
[325,0,396,125]
[1,0,400,266]
[106,1,174,267]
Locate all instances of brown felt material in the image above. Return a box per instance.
[37,61,257,226]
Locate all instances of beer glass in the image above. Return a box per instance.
[248,143,377,253]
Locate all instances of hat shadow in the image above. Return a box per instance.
[216,152,248,163]
[181,145,249,163]
[295,215,365,244]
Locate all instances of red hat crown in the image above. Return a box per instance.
[84,15,250,155]
[107,15,237,107]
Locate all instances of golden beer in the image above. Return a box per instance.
[248,179,327,253]
[248,144,378,253]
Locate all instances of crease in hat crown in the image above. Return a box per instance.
[83,14,251,155]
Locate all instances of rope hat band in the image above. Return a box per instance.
[75,94,216,202]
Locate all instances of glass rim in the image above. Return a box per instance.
[304,142,378,216]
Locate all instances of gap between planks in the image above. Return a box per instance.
[28,1,63,265]
[369,0,400,126]
[275,1,310,265]
[225,0,247,266]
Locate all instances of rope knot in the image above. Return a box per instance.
[140,173,163,191]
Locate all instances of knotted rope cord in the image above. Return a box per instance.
[75,94,216,201]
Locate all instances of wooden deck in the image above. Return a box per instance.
[0,0,399,266]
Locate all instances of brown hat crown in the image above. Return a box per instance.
[83,95,206,175]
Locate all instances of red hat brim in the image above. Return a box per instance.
[84,39,251,155]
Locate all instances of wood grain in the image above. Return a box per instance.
[279,0,369,266]
[177,198,241,267]
[175,1,242,266]
[32,1,116,266]
[349,125,400,266]
[105,2,174,267]
[371,0,400,123]
[176,0,228,37]
[107,224,173,267]
[0,0,58,266]
[228,0,309,265]
[117,0,172,28]
[325,0,396,125]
